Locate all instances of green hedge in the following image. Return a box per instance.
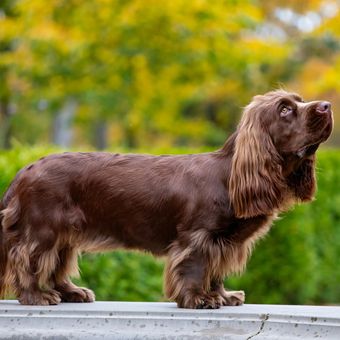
[0,146,339,304]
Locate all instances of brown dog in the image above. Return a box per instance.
[0,90,333,308]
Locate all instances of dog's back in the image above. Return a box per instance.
[0,150,230,305]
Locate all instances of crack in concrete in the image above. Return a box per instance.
[247,313,269,340]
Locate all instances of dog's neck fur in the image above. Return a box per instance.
[219,131,316,217]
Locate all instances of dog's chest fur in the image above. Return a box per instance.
[183,213,276,279]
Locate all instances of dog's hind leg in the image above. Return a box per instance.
[2,197,62,305]
[53,247,95,302]
[8,236,62,305]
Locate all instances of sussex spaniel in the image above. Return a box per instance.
[0,90,333,308]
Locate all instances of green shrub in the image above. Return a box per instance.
[76,252,164,302]
[0,145,58,196]
[0,146,339,304]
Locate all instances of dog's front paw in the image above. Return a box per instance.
[60,287,95,303]
[220,290,245,306]
[19,289,61,306]
[177,293,221,309]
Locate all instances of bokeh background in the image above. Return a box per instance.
[0,0,339,304]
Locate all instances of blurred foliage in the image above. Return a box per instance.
[0,0,340,149]
[0,146,339,304]
[76,251,164,302]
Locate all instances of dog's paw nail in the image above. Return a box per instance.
[195,299,205,309]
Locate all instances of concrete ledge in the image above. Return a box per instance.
[0,300,339,339]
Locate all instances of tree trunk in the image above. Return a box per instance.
[94,120,108,150]
[52,99,77,147]
[0,96,12,149]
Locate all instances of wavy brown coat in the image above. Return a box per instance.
[0,90,333,308]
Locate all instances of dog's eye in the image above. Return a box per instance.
[280,106,293,117]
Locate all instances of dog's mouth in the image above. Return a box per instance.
[297,118,333,158]
[296,143,320,158]
[298,106,333,158]
[309,104,333,134]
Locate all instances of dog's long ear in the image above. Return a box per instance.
[229,102,286,218]
[287,155,316,202]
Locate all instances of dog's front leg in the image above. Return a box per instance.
[164,243,221,309]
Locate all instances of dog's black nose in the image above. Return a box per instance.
[316,101,331,113]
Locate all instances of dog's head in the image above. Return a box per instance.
[229,90,333,218]
[255,90,333,158]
